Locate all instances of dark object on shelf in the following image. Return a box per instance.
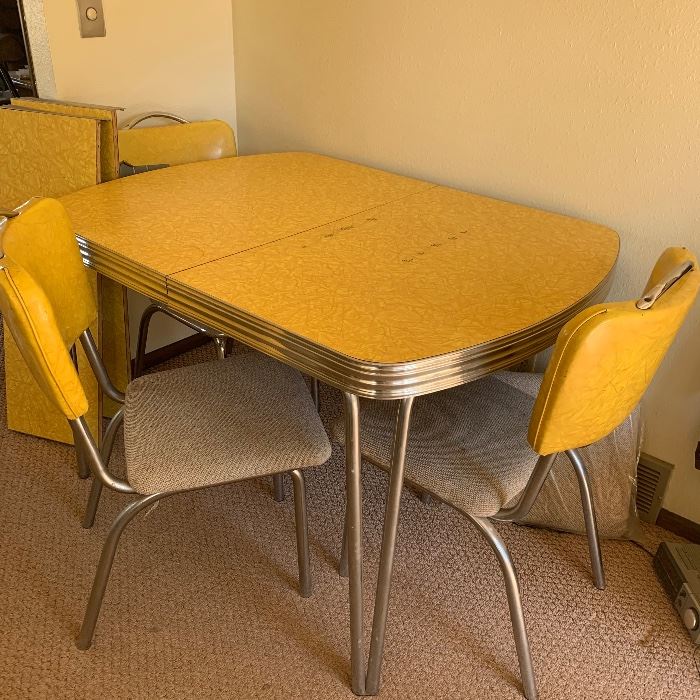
[0,0,34,101]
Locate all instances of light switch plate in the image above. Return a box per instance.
[76,0,106,38]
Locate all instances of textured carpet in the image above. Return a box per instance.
[0,341,698,699]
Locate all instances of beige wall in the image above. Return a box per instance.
[232,1,700,521]
[26,0,237,351]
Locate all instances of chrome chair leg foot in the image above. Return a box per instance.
[273,474,285,502]
[469,515,538,700]
[418,490,432,505]
[566,449,605,590]
[82,478,104,529]
[291,469,312,598]
[76,493,164,650]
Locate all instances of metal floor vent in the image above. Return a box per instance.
[636,453,673,523]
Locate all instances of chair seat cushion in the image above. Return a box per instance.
[124,352,331,494]
[331,371,542,517]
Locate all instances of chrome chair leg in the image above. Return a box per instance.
[133,304,161,378]
[291,469,312,598]
[82,479,103,529]
[273,474,285,502]
[468,515,538,700]
[343,391,366,695]
[213,336,227,360]
[76,492,165,650]
[82,408,125,529]
[76,446,91,479]
[365,396,415,695]
[565,448,605,590]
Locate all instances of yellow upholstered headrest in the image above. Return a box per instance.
[0,198,97,419]
[529,247,699,455]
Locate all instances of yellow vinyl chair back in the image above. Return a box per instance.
[0,199,96,419]
[528,247,699,455]
[118,119,237,167]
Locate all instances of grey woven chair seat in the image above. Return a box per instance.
[124,352,331,494]
[331,371,542,517]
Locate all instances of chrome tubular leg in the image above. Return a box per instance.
[273,474,285,502]
[213,336,227,360]
[76,493,164,650]
[311,377,321,412]
[82,479,103,530]
[343,391,366,695]
[133,304,160,378]
[365,397,415,695]
[339,508,349,578]
[82,408,125,529]
[565,449,605,590]
[76,446,91,479]
[291,469,312,598]
[468,515,538,700]
[70,343,91,480]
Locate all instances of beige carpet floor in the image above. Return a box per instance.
[0,341,698,699]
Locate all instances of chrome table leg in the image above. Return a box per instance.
[339,509,349,578]
[365,397,415,695]
[343,392,366,695]
[291,469,312,598]
[311,377,321,412]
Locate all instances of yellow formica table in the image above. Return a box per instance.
[60,152,619,695]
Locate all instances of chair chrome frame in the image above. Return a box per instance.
[72,328,312,649]
[338,401,605,700]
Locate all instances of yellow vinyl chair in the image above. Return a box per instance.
[333,247,699,700]
[0,198,331,649]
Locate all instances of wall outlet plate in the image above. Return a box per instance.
[76,0,106,38]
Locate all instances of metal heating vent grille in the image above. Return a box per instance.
[636,453,673,523]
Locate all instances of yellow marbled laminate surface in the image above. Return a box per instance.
[0,108,100,208]
[171,185,619,364]
[11,98,122,182]
[62,152,618,396]
[61,153,431,287]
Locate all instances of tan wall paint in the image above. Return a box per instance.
[30,0,238,352]
[231,1,700,521]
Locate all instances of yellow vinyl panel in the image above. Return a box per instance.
[60,152,434,275]
[0,108,100,208]
[118,120,237,166]
[169,185,619,364]
[0,108,105,443]
[0,199,98,420]
[11,97,123,182]
[528,247,699,454]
